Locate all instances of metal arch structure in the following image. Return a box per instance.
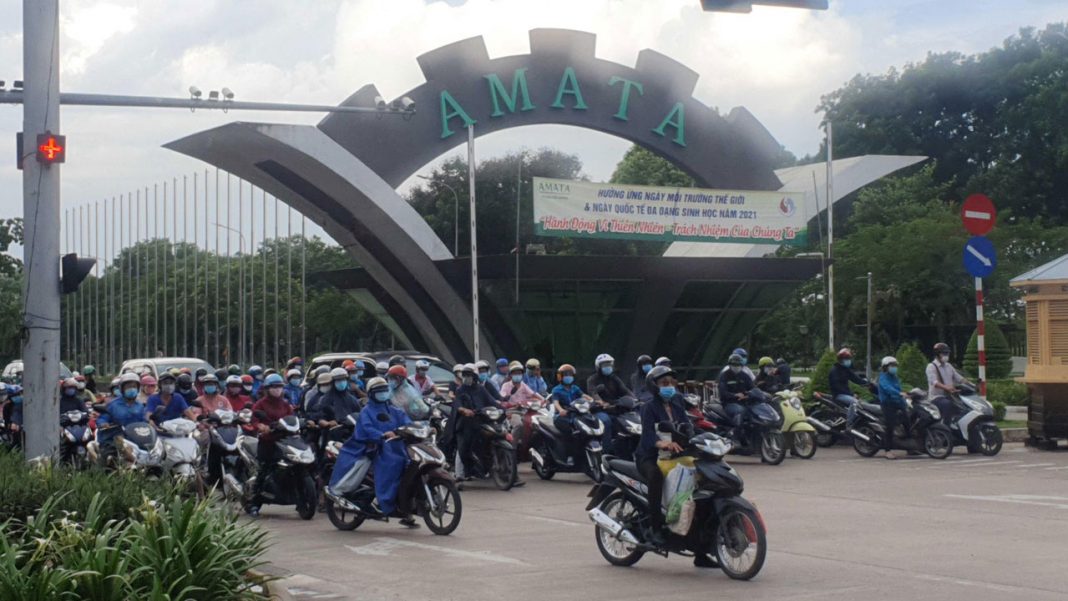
[167,29,801,363]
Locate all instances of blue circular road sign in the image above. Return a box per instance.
[963,236,997,278]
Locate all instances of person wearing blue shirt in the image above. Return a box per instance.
[146,374,195,425]
[95,374,149,461]
[718,353,755,429]
[877,356,908,460]
[522,358,549,395]
[248,365,265,397]
[284,369,304,407]
[550,364,613,451]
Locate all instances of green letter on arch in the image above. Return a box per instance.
[608,76,643,121]
[550,67,588,110]
[484,68,535,117]
[652,102,686,147]
[440,90,477,139]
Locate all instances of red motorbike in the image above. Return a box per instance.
[504,395,550,462]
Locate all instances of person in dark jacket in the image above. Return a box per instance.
[629,355,655,403]
[754,357,783,394]
[718,353,755,428]
[829,348,871,422]
[454,363,500,478]
[587,353,634,403]
[775,358,792,389]
[246,377,295,516]
[317,367,361,428]
[636,365,690,549]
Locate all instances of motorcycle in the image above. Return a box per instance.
[701,390,786,465]
[200,407,252,500]
[807,391,851,447]
[243,414,318,520]
[87,404,164,472]
[587,423,767,580]
[850,390,953,459]
[604,395,643,462]
[946,385,1003,456]
[774,388,828,459]
[321,412,360,491]
[324,421,463,535]
[157,417,206,497]
[59,409,93,469]
[504,395,550,461]
[466,406,518,490]
[530,398,605,482]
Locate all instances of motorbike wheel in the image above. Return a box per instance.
[852,425,881,457]
[325,499,365,531]
[714,506,767,580]
[759,432,786,465]
[791,432,817,459]
[594,493,645,567]
[532,443,555,480]
[422,478,462,535]
[491,447,517,491]
[977,424,1003,457]
[297,475,317,520]
[924,427,953,460]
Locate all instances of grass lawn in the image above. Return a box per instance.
[997,420,1026,429]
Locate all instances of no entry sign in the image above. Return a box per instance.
[961,194,996,235]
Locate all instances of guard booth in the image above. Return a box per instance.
[1011,253,1068,448]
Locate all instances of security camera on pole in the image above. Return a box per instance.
[960,193,997,397]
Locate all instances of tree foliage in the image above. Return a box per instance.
[894,342,928,391]
[963,321,1013,379]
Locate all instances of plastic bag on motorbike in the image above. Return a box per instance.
[392,381,430,420]
[659,459,697,533]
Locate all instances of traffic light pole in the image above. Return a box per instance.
[21,0,62,461]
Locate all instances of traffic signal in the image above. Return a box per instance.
[36,132,66,164]
[701,0,828,12]
[61,253,96,294]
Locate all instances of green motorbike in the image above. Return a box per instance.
[774,388,829,459]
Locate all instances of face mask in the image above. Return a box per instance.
[562,375,574,385]
[242,385,252,393]
[888,366,898,376]
[511,374,522,384]
[526,369,535,376]
[939,354,950,363]
[289,378,301,386]
[123,388,138,400]
[764,367,774,375]
[729,365,741,374]
[228,386,241,395]
[268,387,283,398]
[641,364,652,374]
[478,372,489,383]
[161,384,175,394]
[12,396,22,404]
[462,376,475,386]
[842,359,852,368]
[112,388,121,398]
[318,385,331,394]
[204,385,218,395]
[334,380,349,392]
[373,390,391,403]
[418,370,428,377]
[659,386,676,399]
[600,366,613,376]
[64,387,77,397]
[388,379,400,390]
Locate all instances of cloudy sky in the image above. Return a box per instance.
[0,0,1065,253]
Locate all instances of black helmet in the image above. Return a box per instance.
[214,368,228,380]
[157,371,177,384]
[933,342,950,354]
[388,354,406,367]
[177,373,193,387]
[195,367,208,378]
[227,364,241,375]
[636,354,653,366]
[727,353,744,366]
[645,365,677,389]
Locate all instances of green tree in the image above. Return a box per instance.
[0,218,23,365]
[963,321,1013,379]
[894,342,928,390]
[610,145,695,187]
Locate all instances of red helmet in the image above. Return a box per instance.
[387,365,408,379]
[240,374,253,385]
[836,348,853,360]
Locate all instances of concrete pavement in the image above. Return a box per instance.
[255,444,1068,601]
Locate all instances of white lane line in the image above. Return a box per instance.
[346,537,529,566]
[915,573,1029,594]
[1043,466,1068,471]
[944,457,995,464]
[945,494,1068,509]
[1015,463,1055,469]
[936,460,1022,469]
[522,514,585,528]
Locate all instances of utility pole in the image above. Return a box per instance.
[825,121,835,352]
[866,272,873,380]
[467,125,480,361]
[21,0,62,461]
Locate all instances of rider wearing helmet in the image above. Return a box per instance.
[522,358,548,395]
[285,356,304,372]
[224,375,252,412]
[137,375,157,404]
[630,355,655,401]
[375,361,389,377]
[248,365,265,397]
[409,359,436,396]
[499,361,540,408]
[247,372,296,517]
[636,365,691,549]
[447,364,464,399]
[587,353,633,404]
[877,356,909,460]
[829,348,872,421]
[926,342,970,423]
[717,353,755,430]
[316,367,361,430]
[550,364,601,440]
[228,364,241,376]
[82,365,98,394]
[654,356,672,368]
[475,359,502,400]
[240,375,255,397]
[718,348,755,380]
[775,358,792,389]
[491,358,510,389]
[95,374,147,460]
[754,357,782,394]
[387,355,406,368]
[108,377,122,400]
[454,363,501,479]
[176,373,197,404]
[284,369,304,406]
[196,374,231,415]
[146,372,194,425]
[60,377,87,414]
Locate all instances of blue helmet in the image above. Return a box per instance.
[731,348,748,361]
[495,358,509,367]
[263,373,285,387]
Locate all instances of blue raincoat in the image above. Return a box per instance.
[329,397,411,514]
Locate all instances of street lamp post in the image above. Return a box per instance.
[213,223,247,366]
[417,175,460,255]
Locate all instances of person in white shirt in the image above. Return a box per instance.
[925,342,971,423]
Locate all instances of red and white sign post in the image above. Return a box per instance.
[961,194,997,397]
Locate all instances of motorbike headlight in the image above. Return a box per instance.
[284,446,315,464]
[789,398,802,411]
[484,408,502,421]
[927,406,941,420]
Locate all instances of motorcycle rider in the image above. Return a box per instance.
[325,377,417,527]
[454,363,501,479]
[654,356,672,369]
[375,361,389,377]
[499,361,539,407]
[240,375,255,398]
[635,365,692,551]
[194,368,209,395]
[285,356,304,373]
[107,377,122,400]
[718,353,755,435]
[248,365,265,397]
[59,377,88,415]
[491,358,510,388]
[136,375,157,404]
[630,355,655,402]
[196,374,231,414]
[718,348,755,379]
[146,372,195,425]
[82,365,98,394]
[552,364,612,451]
[447,364,464,399]
[317,368,361,430]
[284,369,304,407]
[775,358,792,389]
[228,364,242,377]
[926,342,971,424]
[829,348,872,423]
[754,357,783,394]
[587,354,633,403]
[95,373,147,463]
[224,375,253,412]
[476,360,503,400]
[176,373,198,404]
[522,359,549,395]
[877,356,909,460]
[246,375,296,517]
[345,362,368,399]
[3,384,24,444]
[409,359,437,396]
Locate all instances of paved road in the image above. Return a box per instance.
[256,444,1068,601]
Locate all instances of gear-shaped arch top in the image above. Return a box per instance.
[319,28,783,191]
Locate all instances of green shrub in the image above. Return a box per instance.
[963,321,1013,379]
[803,349,837,398]
[991,400,1007,421]
[895,342,928,391]
[986,379,1029,406]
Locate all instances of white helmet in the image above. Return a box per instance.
[475,359,490,371]
[462,363,478,375]
[286,369,302,379]
[330,367,349,380]
[375,361,389,374]
[415,359,430,370]
[452,363,464,374]
[654,356,672,367]
[595,353,614,367]
[119,372,141,386]
[880,356,898,368]
[225,375,242,386]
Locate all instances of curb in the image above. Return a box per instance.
[1003,428,1027,443]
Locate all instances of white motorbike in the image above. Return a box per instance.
[157,418,207,497]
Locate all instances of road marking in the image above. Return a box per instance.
[1043,466,1068,471]
[522,514,585,528]
[945,494,1068,509]
[938,460,1022,469]
[1015,463,1055,469]
[915,573,1027,594]
[950,457,995,464]
[346,537,529,566]
[288,589,343,599]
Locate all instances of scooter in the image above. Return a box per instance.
[200,407,252,500]
[587,423,767,580]
[945,385,1003,456]
[774,388,828,459]
[504,395,549,461]
[807,391,851,447]
[88,404,164,472]
[59,409,93,469]
[466,406,518,490]
[604,396,643,462]
[850,390,953,459]
[702,390,786,465]
[324,422,462,535]
[243,414,318,520]
[529,399,605,482]
[156,417,206,497]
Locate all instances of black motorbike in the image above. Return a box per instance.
[200,407,252,500]
[324,422,463,535]
[321,412,360,492]
[59,409,92,469]
[850,390,953,459]
[466,406,518,490]
[243,414,318,520]
[603,395,642,462]
[702,390,786,465]
[587,423,767,579]
[808,387,878,447]
[530,398,605,482]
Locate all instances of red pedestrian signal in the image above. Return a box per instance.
[35,132,65,164]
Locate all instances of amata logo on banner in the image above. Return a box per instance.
[532,177,808,246]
